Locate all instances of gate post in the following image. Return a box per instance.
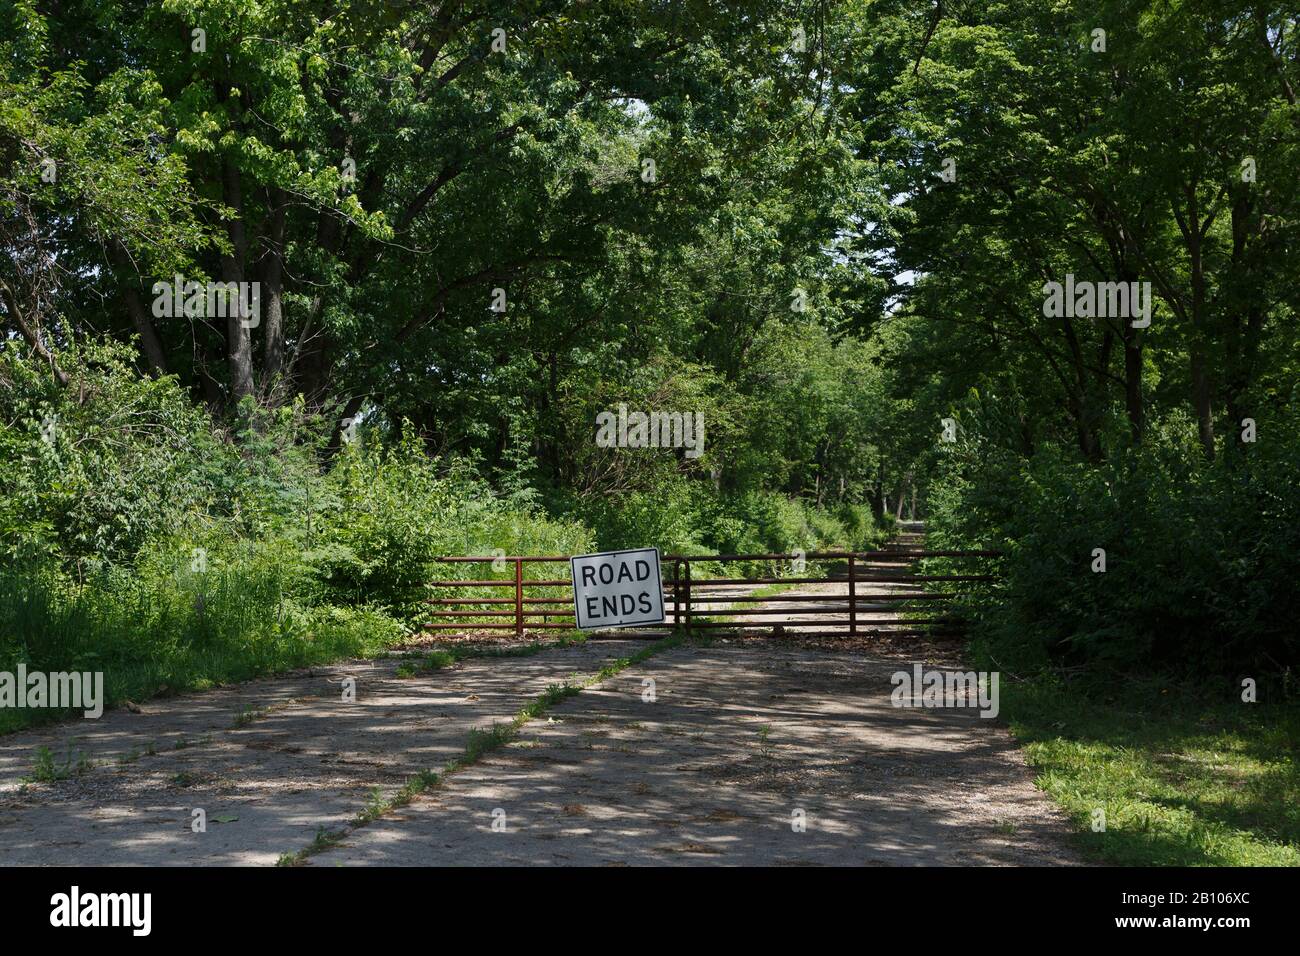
[673,559,681,629]
[684,559,692,636]
[514,557,523,638]
[848,553,857,638]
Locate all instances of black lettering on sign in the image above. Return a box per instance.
[570,548,664,630]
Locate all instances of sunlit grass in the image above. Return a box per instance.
[992,671,1300,866]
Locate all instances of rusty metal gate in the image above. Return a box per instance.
[425,545,999,640]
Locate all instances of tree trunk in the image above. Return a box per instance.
[1190,345,1215,460]
[222,158,255,404]
[1183,186,1214,459]
[112,243,169,376]
[1122,315,1144,443]
[325,393,367,460]
[123,285,169,376]
[260,190,287,391]
[1058,316,1104,461]
[870,463,885,520]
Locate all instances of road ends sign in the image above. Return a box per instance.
[570,548,665,630]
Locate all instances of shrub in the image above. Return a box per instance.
[0,339,234,565]
[926,408,1300,680]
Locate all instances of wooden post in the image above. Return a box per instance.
[848,553,857,638]
[514,557,523,638]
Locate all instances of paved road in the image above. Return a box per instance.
[308,640,1079,866]
[0,642,641,865]
[0,527,1081,866]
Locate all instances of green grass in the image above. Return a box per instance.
[277,826,345,865]
[0,561,411,736]
[989,670,1300,866]
[116,742,157,765]
[0,559,590,736]
[395,649,456,678]
[676,575,814,636]
[230,705,270,728]
[23,743,94,783]
[741,580,809,601]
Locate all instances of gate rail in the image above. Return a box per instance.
[425,548,1000,640]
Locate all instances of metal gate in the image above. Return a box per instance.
[425,544,999,640]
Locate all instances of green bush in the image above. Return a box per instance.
[310,430,462,613]
[568,481,890,580]
[926,408,1300,680]
[581,484,712,556]
[0,339,235,564]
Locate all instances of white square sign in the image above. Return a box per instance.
[570,547,665,630]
